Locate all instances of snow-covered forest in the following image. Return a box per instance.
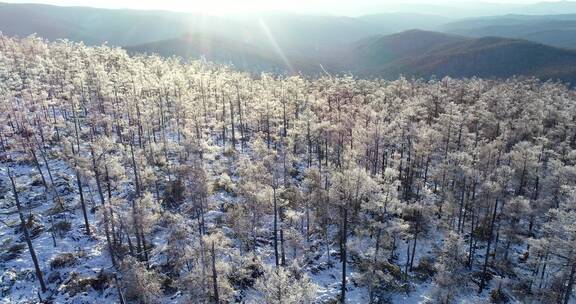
[1,35,576,304]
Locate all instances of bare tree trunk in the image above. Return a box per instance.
[140,229,149,265]
[539,252,548,290]
[8,168,46,293]
[325,227,331,264]
[129,136,141,197]
[273,186,279,268]
[235,84,245,151]
[341,207,348,304]
[220,90,226,146]
[479,198,499,294]
[410,231,418,271]
[266,104,271,149]
[468,207,475,268]
[563,262,576,304]
[200,233,207,301]
[75,169,90,235]
[280,227,286,266]
[228,95,236,149]
[306,201,310,243]
[90,145,117,268]
[113,275,125,304]
[29,147,47,190]
[457,177,466,233]
[211,242,219,304]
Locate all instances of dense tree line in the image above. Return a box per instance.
[1,34,576,303]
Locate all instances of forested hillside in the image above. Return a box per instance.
[350,30,576,84]
[442,14,576,49]
[1,35,576,304]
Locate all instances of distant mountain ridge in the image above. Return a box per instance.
[0,2,202,45]
[2,2,576,84]
[442,14,576,49]
[349,30,576,84]
[363,1,576,17]
[127,29,576,84]
[0,2,450,48]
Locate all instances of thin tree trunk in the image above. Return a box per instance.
[457,177,466,233]
[229,95,236,149]
[211,242,219,304]
[76,170,90,235]
[306,202,311,243]
[539,252,548,290]
[341,207,348,304]
[90,145,117,267]
[235,84,245,151]
[8,169,47,293]
[468,207,475,268]
[29,147,47,190]
[273,186,279,268]
[563,263,576,304]
[410,231,418,271]
[280,227,286,266]
[479,198,499,294]
[114,274,126,304]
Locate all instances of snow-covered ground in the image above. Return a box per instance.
[1,152,115,303]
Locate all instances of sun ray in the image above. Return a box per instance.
[258,18,294,74]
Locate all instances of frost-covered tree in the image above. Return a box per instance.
[330,166,378,303]
[120,256,161,304]
[254,264,317,304]
[433,232,468,303]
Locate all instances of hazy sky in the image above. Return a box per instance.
[2,0,549,15]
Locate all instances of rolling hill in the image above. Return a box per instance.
[125,33,294,73]
[351,30,576,84]
[125,32,347,76]
[351,30,467,68]
[442,14,576,49]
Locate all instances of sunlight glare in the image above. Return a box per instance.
[258,18,294,73]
